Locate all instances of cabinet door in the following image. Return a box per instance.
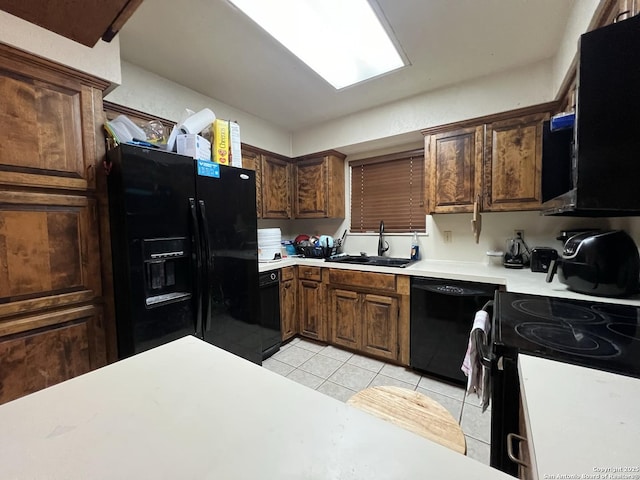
[0,72,98,192]
[0,192,102,318]
[295,157,327,218]
[361,294,398,361]
[242,149,262,218]
[0,305,104,404]
[298,280,325,341]
[328,288,360,350]
[484,113,546,211]
[262,155,291,219]
[426,126,483,213]
[280,269,297,341]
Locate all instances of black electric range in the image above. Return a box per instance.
[494,291,640,378]
[490,291,640,475]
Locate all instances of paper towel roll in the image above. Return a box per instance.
[178,108,216,134]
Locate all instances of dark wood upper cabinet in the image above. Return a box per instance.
[0,0,143,46]
[426,126,483,214]
[262,154,291,219]
[423,104,553,214]
[484,113,547,211]
[294,153,345,219]
[241,149,263,219]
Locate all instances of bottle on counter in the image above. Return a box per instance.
[410,232,420,260]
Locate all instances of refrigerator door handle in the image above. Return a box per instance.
[198,199,213,330]
[189,198,204,337]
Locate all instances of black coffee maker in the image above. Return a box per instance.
[503,232,530,268]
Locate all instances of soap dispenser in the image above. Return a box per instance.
[410,232,420,260]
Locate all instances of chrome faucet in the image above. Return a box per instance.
[377,220,389,256]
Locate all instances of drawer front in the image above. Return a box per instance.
[297,266,322,281]
[281,266,295,282]
[328,269,396,292]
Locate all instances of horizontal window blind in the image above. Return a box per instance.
[350,150,425,233]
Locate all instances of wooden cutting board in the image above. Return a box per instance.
[347,385,466,455]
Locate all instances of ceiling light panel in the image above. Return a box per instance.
[228,0,405,89]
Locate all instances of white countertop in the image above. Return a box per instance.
[518,354,640,479]
[0,336,512,480]
[262,257,640,306]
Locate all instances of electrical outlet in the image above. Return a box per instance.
[443,231,452,243]
[514,229,524,239]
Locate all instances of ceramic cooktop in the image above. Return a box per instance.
[495,292,640,379]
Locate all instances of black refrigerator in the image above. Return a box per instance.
[107,144,261,364]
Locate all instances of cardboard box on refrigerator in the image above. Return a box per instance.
[230,121,242,168]
[212,119,230,165]
[176,134,211,161]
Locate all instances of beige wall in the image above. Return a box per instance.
[105,62,293,157]
[292,59,554,157]
[0,10,121,87]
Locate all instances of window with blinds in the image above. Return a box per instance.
[350,149,425,233]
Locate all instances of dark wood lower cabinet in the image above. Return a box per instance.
[298,279,325,341]
[329,288,360,350]
[0,306,104,404]
[280,267,297,341]
[320,269,409,365]
[328,289,399,362]
[361,294,398,361]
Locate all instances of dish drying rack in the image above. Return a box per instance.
[296,238,343,258]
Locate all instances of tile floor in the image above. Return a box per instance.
[262,337,491,465]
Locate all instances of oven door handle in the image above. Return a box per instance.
[473,299,495,368]
[472,329,495,368]
[506,433,530,468]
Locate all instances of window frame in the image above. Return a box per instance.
[349,148,426,234]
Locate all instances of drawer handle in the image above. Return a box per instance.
[506,433,529,468]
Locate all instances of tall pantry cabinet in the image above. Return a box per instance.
[0,44,110,404]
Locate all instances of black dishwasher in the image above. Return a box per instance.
[410,277,498,385]
[259,270,281,360]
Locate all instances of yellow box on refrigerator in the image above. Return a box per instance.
[212,119,230,165]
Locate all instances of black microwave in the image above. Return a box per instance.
[541,14,640,217]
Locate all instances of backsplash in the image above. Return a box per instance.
[260,212,640,263]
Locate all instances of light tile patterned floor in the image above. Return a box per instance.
[263,337,492,465]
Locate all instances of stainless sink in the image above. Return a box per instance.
[325,255,415,268]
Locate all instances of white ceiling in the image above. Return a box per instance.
[119,0,575,132]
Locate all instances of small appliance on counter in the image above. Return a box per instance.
[556,228,600,246]
[546,230,640,297]
[530,247,558,273]
[503,232,530,268]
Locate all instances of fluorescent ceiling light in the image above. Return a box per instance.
[228,0,405,89]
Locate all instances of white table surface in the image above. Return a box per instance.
[0,336,513,480]
[518,354,640,480]
[261,257,640,306]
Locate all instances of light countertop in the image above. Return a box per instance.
[0,336,513,480]
[261,257,640,306]
[518,354,640,479]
